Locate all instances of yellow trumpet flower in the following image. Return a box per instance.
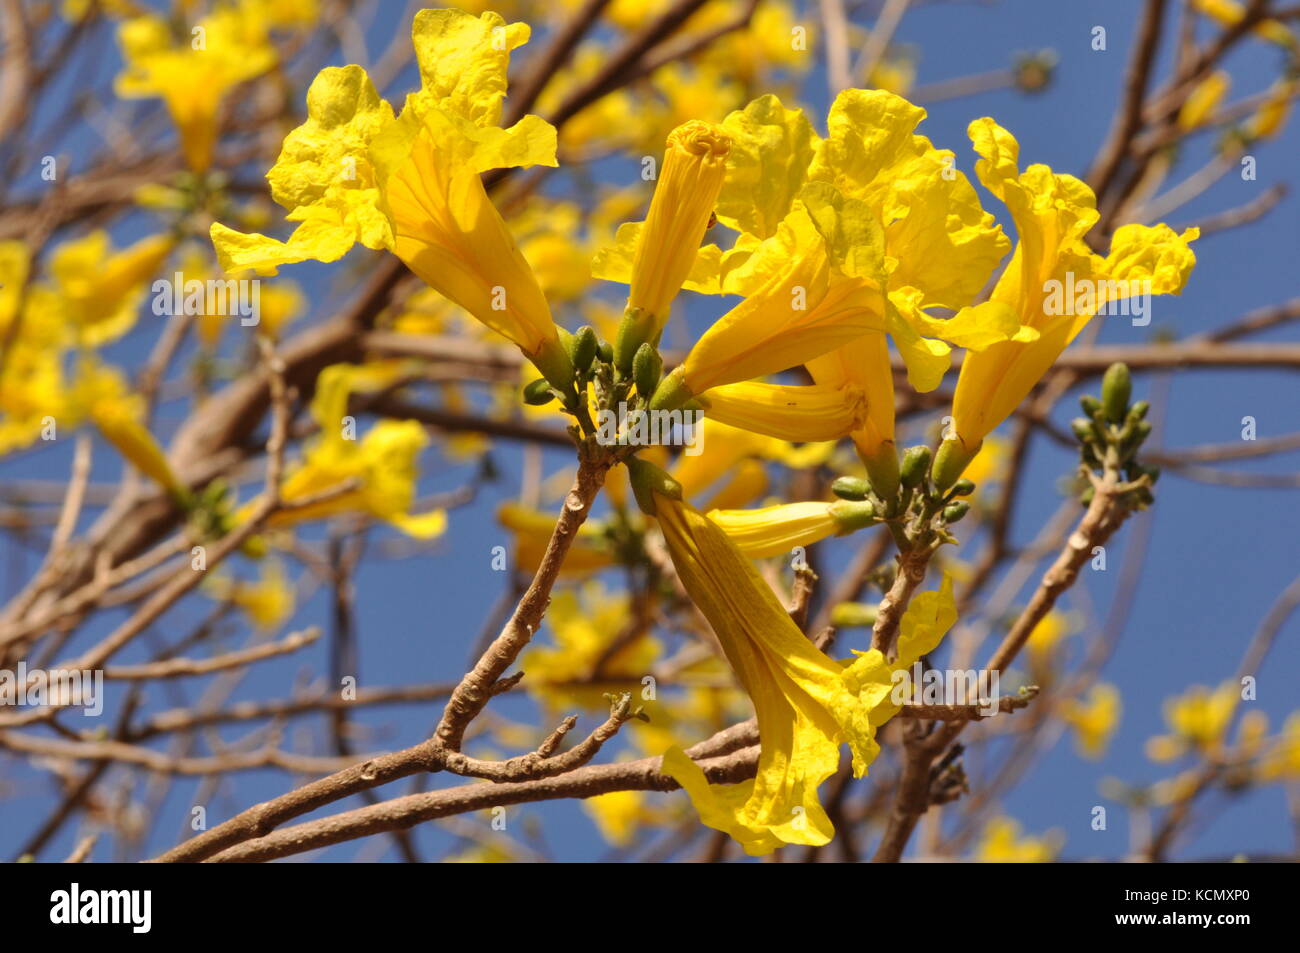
[629,458,956,854]
[695,380,865,444]
[707,499,878,559]
[615,120,731,366]
[115,7,277,173]
[210,9,573,388]
[935,119,1198,486]
[1062,683,1121,760]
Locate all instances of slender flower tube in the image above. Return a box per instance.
[707,499,879,559]
[695,380,865,443]
[615,121,732,368]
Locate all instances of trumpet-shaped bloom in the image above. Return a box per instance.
[696,380,865,443]
[707,499,878,559]
[630,459,956,853]
[626,120,731,334]
[942,119,1198,473]
[115,7,278,173]
[1063,683,1122,759]
[259,363,447,538]
[36,231,172,347]
[210,9,572,386]
[1146,682,1238,762]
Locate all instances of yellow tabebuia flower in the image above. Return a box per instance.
[1063,683,1121,759]
[630,458,956,853]
[523,582,659,711]
[210,9,574,388]
[497,501,615,576]
[669,418,831,505]
[613,120,731,365]
[257,363,446,538]
[1246,79,1297,140]
[205,559,296,630]
[115,6,278,173]
[71,360,188,502]
[1179,71,1231,130]
[1259,712,1300,781]
[975,817,1061,863]
[36,230,172,347]
[1026,609,1076,672]
[707,499,878,559]
[1191,0,1297,49]
[935,119,1198,485]
[696,380,865,443]
[1146,682,1239,762]
[584,789,649,848]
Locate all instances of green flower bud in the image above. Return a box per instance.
[523,378,555,406]
[831,476,872,501]
[931,436,979,493]
[900,446,932,489]
[632,343,663,400]
[1129,400,1150,421]
[1080,485,1095,506]
[1080,394,1103,419]
[572,325,598,373]
[949,478,976,497]
[1101,362,1132,424]
[942,501,971,524]
[1070,417,1098,444]
[596,339,614,364]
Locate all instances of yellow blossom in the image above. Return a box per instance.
[935,119,1198,485]
[1063,683,1121,759]
[1179,71,1231,130]
[1191,0,1297,49]
[210,9,574,388]
[707,499,878,559]
[976,817,1061,863]
[695,380,866,444]
[631,458,956,853]
[205,560,296,630]
[1146,682,1238,762]
[115,7,278,173]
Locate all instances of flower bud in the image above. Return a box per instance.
[949,478,976,497]
[523,378,555,406]
[942,501,971,524]
[900,446,932,489]
[831,476,872,501]
[632,343,663,400]
[571,325,598,373]
[1101,363,1132,424]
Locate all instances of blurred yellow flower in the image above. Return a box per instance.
[976,817,1061,863]
[1063,683,1121,759]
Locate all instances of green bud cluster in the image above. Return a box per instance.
[1074,362,1159,508]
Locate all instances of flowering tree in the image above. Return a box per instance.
[1,0,1298,864]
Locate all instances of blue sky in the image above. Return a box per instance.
[2,0,1297,862]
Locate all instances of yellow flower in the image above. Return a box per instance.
[707,499,878,559]
[607,120,731,367]
[523,583,659,711]
[1178,71,1230,130]
[695,380,865,444]
[630,459,956,853]
[38,230,172,347]
[976,817,1061,863]
[210,9,573,388]
[1246,79,1297,140]
[584,789,648,848]
[72,360,188,502]
[259,363,447,538]
[205,559,296,631]
[115,7,277,173]
[1146,683,1238,762]
[497,502,614,577]
[1025,610,1076,671]
[1259,712,1300,781]
[1063,683,1121,759]
[935,119,1198,486]
[1191,0,1297,49]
